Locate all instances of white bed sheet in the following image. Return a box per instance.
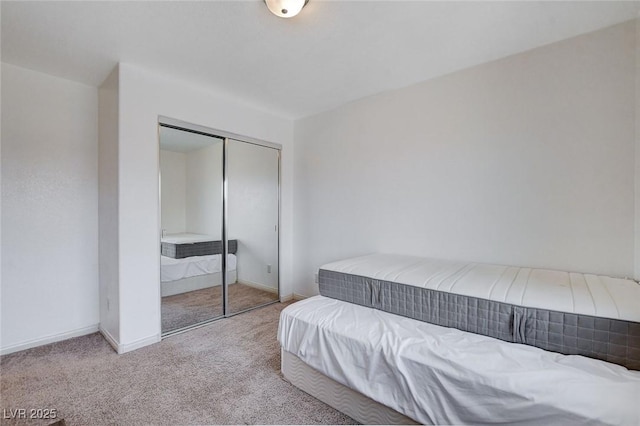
[161,253,236,282]
[278,296,640,425]
[321,253,640,321]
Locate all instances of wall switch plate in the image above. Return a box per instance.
[267,264,272,273]
[107,297,111,311]
[314,273,319,284]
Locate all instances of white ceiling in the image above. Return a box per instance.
[159,126,223,153]
[2,1,639,119]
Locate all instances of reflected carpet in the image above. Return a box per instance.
[161,283,277,333]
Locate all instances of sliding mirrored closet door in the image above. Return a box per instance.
[159,122,280,336]
[159,126,225,334]
[225,139,280,314]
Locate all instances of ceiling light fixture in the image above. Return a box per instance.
[264,0,309,18]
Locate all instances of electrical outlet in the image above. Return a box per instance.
[314,273,319,284]
[267,264,272,274]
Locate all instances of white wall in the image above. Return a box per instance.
[160,143,223,239]
[1,63,99,353]
[111,63,293,350]
[293,20,636,297]
[227,140,279,290]
[159,150,187,234]
[186,143,223,238]
[98,66,120,345]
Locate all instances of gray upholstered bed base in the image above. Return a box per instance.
[319,269,640,370]
[161,239,237,259]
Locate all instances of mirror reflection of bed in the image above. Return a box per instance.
[159,124,280,335]
[160,233,274,332]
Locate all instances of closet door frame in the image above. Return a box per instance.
[157,116,281,337]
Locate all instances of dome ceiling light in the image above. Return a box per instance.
[264,0,309,18]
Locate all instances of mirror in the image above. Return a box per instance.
[226,139,280,314]
[159,126,225,333]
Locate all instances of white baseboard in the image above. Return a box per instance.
[99,327,120,353]
[280,293,309,303]
[237,279,278,294]
[99,328,160,354]
[293,293,309,300]
[1,324,100,356]
[120,334,161,354]
[280,293,294,302]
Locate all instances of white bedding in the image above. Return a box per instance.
[161,253,236,282]
[161,233,216,244]
[321,253,640,322]
[278,296,640,425]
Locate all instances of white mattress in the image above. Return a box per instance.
[321,253,640,322]
[161,253,236,282]
[278,296,640,425]
[161,233,216,244]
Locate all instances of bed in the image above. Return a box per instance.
[278,253,640,424]
[279,296,640,425]
[161,253,237,297]
[161,233,237,259]
[319,254,640,369]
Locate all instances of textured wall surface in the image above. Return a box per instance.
[2,63,99,352]
[293,21,636,296]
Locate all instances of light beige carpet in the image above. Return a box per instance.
[161,283,278,333]
[0,302,357,425]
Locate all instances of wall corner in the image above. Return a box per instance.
[98,64,121,343]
